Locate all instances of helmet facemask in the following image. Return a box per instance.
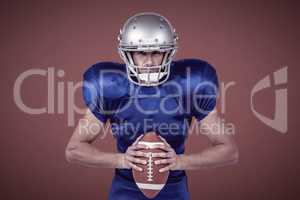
[118,47,176,86]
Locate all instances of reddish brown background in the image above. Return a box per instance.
[1,0,299,200]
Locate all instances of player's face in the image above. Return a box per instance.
[132,51,164,73]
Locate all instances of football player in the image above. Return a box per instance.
[66,12,239,200]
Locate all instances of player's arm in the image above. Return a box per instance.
[65,109,121,168]
[179,108,239,170]
[154,108,238,172]
[65,109,148,170]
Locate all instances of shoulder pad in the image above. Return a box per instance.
[82,62,130,122]
[83,62,130,99]
[171,59,219,121]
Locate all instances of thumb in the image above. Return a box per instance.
[158,135,171,147]
[133,134,144,146]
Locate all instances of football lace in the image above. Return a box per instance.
[146,152,154,182]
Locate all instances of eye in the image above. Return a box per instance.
[152,51,161,55]
[137,51,147,56]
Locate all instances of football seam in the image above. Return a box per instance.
[147,153,153,181]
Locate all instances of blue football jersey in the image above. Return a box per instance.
[82,58,219,200]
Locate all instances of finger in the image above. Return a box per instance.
[127,150,148,157]
[151,152,169,158]
[158,135,171,147]
[155,158,175,165]
[126,155,147,164]
[126,155,147,165]
[134,144,148,150]
[127,144,147,151]
[133,134,144,146]
[154,145,172,153]
[159,163,176,173]
[128,162,143,172]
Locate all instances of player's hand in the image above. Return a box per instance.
[153,135,182,172]
[118,135,148,172]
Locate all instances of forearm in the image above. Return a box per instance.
[66,142,122,168]
[179,144,239,170]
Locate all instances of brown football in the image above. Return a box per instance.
[133,132,169,199]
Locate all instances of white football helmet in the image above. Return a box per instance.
[118,12,178,86]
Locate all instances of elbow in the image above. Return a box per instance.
[65,144,78,163]
[230,146,239,165]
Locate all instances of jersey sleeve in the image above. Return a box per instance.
[192,62,219,121]
[82,65,108,123]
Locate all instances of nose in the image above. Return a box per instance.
[144,53,154,67]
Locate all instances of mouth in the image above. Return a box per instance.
[137,66,161,73]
